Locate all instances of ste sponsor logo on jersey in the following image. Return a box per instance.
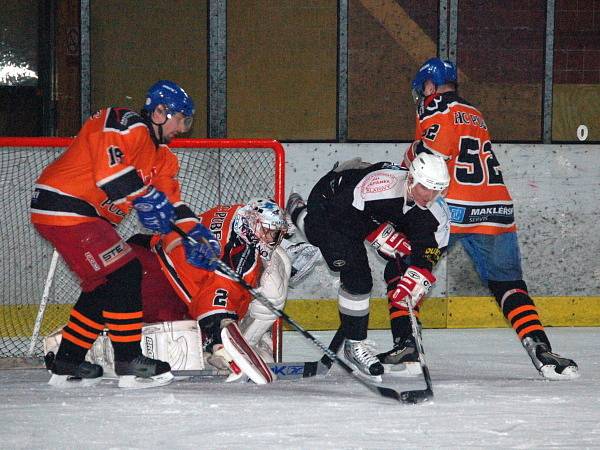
[99,241,132,267]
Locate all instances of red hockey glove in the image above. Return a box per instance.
[389,266,436,309]
[366,222,411,260]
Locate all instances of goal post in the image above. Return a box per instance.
[0,137,285,364]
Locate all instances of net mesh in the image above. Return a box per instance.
[0,140,283,358]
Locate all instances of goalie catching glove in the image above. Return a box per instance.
[182,223,221,270]
[366,222,411,260]
[389,266,435,309]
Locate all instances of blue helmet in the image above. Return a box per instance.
[143,80,195,118]
[411,58,458,95]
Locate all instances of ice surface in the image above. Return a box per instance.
[1,327,598,449]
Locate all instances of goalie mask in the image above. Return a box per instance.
[407,153,450,209]
[233,198,292,260]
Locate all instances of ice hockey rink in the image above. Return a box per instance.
[0,327,598,449]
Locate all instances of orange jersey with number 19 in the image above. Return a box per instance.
[409,92,516,235]
[31,108,184,227]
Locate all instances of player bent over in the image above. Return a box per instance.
[134,198,294,383]
[31,80,197,388]
[286,154,451,378]
[402,57,578,380]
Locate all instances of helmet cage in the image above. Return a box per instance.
[233,198,290,260]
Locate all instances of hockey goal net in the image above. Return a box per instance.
[0,137,284,364]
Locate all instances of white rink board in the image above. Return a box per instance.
[284,143,600,298]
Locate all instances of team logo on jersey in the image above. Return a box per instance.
[360,172,400,195]
[448,205,466,223]
[424,247,442,265]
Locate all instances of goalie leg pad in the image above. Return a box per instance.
[221,321,275,384]
[141,320,205,372]
[45,321,205,378]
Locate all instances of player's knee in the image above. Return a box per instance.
[340,272,372,296]
[106,258,142,284]
[101,259,143,312]
[488,279,528,300]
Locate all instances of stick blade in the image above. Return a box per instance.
[374,385,404,402]
[400,388,433,404]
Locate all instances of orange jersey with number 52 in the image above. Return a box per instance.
[407,92,516,235]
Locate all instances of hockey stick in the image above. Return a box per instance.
[28,250,60,356]
[300,326,344,377]
[403,295,434,403]
[172,224,408,403]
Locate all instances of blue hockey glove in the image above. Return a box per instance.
[184,223,221,270]
[132,187,175,234]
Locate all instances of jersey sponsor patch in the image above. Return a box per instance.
[85,251,102,272]
[449,205,466,223]
[447,201,514,226]
[99,241,132,267]
[352,169,406,210]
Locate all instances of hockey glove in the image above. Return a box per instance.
[365,222,411,261]
[132,187,175,234]
[183,223,221,270]
[389,266,435,309]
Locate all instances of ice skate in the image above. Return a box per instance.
[45,351,103,387]
[285,192,306,219]
[522,337,579,380]
[376,335,422,376]
[343,339,384,380]
[114,354,174,389]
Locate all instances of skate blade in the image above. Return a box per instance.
[48,373,102,388]
[118,371,175,389]
[383,362,422,377]
[540,364,580,381]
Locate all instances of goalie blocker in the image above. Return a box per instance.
[44,319,274,385]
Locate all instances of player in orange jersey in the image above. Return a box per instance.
[31,80,211,388]
[385,57,578,380]
[129,198,293,377]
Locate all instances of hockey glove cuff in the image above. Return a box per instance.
[389,266,435,309]
[366,222,412,260]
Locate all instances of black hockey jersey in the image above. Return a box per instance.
[314,161,450,270]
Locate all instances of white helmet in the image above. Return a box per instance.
[233,198,292,260]
[409,153,450,191]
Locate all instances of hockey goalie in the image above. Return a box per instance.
[45,198,318,385]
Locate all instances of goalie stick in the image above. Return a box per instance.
[172,223,420,404]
